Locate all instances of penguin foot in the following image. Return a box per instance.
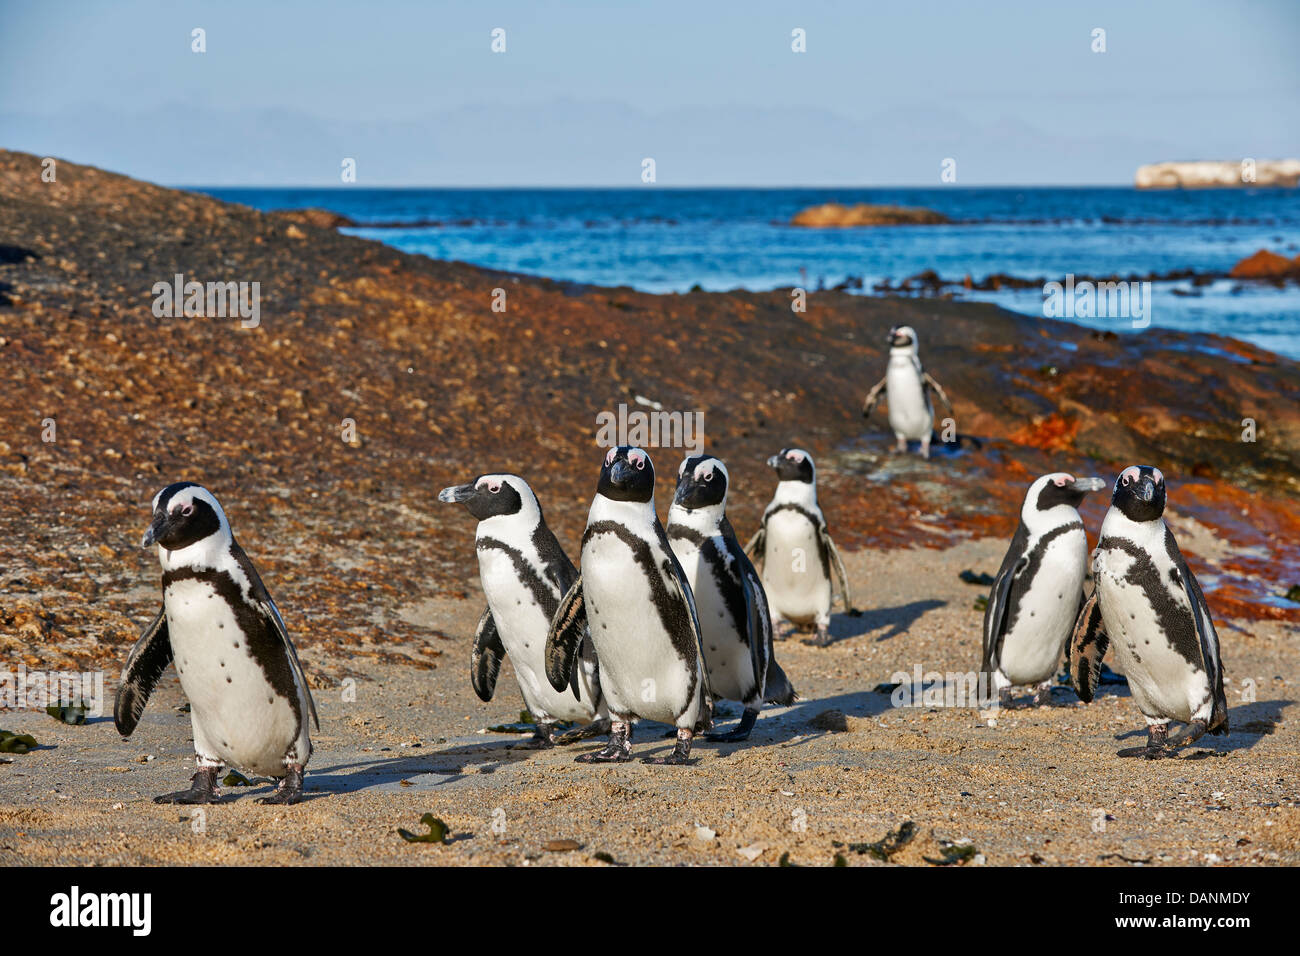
[1117,723,1171,759]
[576,724,632,763]
[1166,718,1209,751]
[1117,744,1170,760]
[154,767,220,805]
[256,765,305,805]
[802,626,833,647]
[575,743,632,763]
[643,732,694,765]
[704,708,758,742]
[555,718,611,745]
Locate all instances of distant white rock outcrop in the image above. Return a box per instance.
[1135,159,1300,189]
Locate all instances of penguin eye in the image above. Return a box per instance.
[180,503,194,517]
[634,457,645,471]
[487,480,501,494]
[703,471,713,481]
[605,448,617,466]
[1121,475,1130,486]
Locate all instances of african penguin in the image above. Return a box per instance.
[115,482,318,805]
[861,325,954,458]
[438,473,607,747]
[545,446,712,765]
[1070,466,1229,758]
[745,448,856,646]
[980,472,1106,707]
[666,454,797,741]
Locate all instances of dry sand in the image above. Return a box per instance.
[2,541,1295,867]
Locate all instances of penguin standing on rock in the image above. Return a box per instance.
[115,482,318,805]
[1070,466,1229,758]
[438,473,607,747]
[745,448,856,646]
[546,447,712,765]
[981,472,1106,707]
[862,325,954,458]
[666,454,797,741]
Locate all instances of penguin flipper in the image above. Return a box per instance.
[470,607,506,703]
[738,554,767,697]
[742,525,765,564]
[982,524,1028,676]
[922,371,954,414]
[1176,559,1229,734]
[114,606,174,737]
[1068,589,1110,703]
[862,376,888,419]
[545,575,587,693]
[233,541,320,732]
[819,526,858,615]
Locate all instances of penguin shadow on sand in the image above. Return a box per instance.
[789,600,946,646]
[756,689,899,748]
[1107,697,1292,759]
[305,738,550,795]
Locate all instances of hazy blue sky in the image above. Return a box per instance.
[2,0,1297,185]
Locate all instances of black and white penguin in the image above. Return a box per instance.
[438,473,607,747]
[862,325,954,458]
[545,446,712,765]
[115,482,318,805]
[666,454,797,741]
[745,448,855,646]
[981,472,1106,706]
[1070,466,1230,758]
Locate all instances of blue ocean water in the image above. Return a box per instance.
[201,187,1300,359]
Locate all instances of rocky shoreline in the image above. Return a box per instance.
[2,149,1298,681]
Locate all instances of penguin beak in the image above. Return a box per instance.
[609,459,636,485]
[766,455,780,469]
[438,484,477,504]
[1071,477,1106,494]
[140,510,167,548]
[1136,477,1156,502]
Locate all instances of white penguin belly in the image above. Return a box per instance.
[997,532,1086,685]
[478,552,598,724]
[761,512,830,624]
[581,535,700,727]
[886,364,932,439]
[1095,560,1207,723]
[671,539,756,704]
[165,579,301,776]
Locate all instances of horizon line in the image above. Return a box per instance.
[181,182,1148,191]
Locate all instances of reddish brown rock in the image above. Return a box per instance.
[791,202,949,227]
[1229,249,1300,280]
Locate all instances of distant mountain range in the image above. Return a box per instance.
[0,98,1208,187]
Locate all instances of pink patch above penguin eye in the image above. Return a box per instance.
[605,448,617,466]
[487,480,501,494]
[786,451,804,463]
[1153,467,1165,484]
[633,455,646,470]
